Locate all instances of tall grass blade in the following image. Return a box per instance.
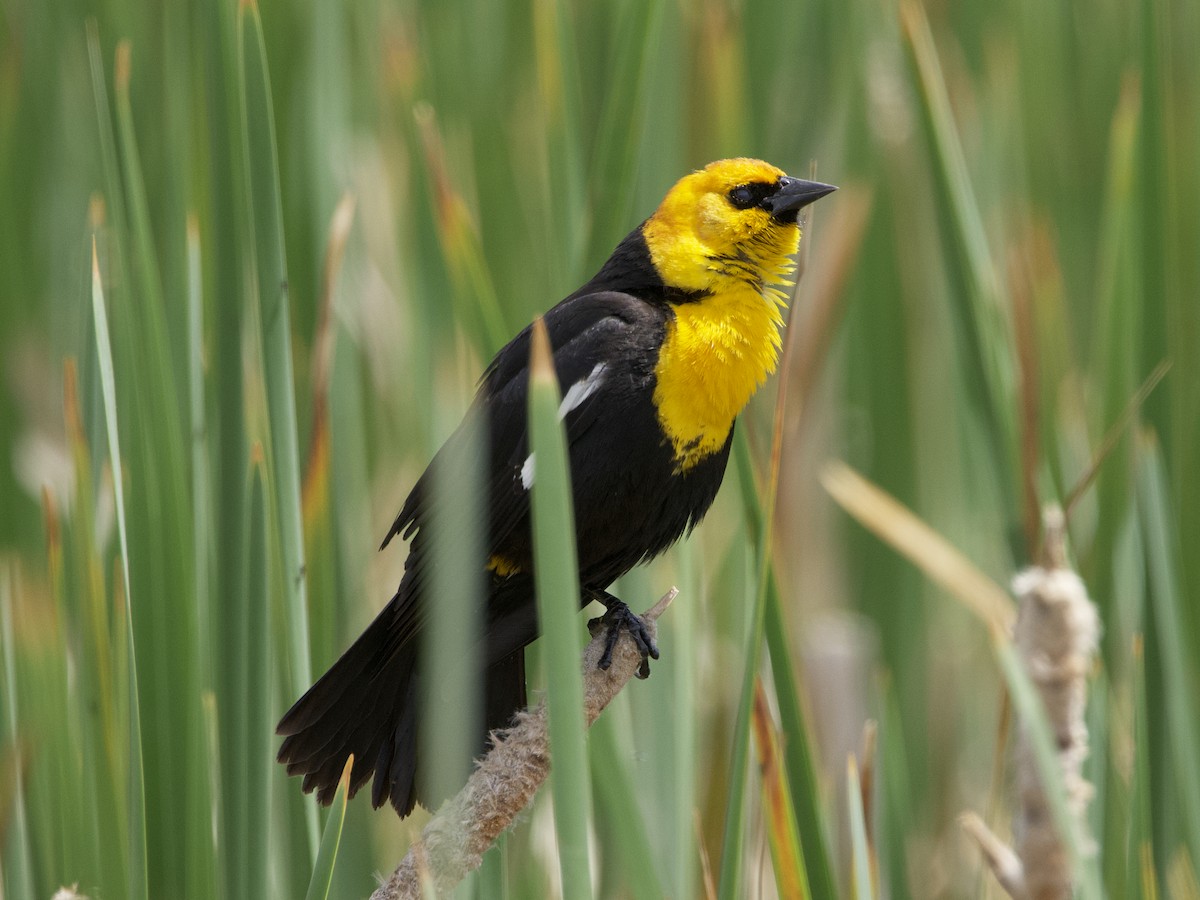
[899,1,1018,519]
[716,434,771,900]
[532,0,587,287]
[303,193,356,670]
[304,757,354,900]
[585,0,666,257]
[247,457,274,897]
[184,214,219,897]
[90,240,149,900]
[1136,0,1174,442]
[198,0,259,870]
[1087,668,1116,890]
[1089,72,1141,422]
[412,104,510,354]
[423,406,484,805]
[589,716,666,900]
[62,356,129,895]
[112,43,186,433]
[527,317,594,900]
[222,451,274,900]
[85,20,129,292]
[111,41,199,894]
[752,679,811,900]
[737,443,838,898]
[763,591,839,897]
[1137,435,1200,864]
[0,569,35,900]
[726,433,837,900]
[33,496,74,892]
[847,756,876,900]
[669,539,699,900]
[476,839,508,900]
[1129,637,1154,900]
[187,217,212,652]
[876,678,914,899]
[238,0,313,700]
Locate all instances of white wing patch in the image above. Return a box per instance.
[520,363,607,492]
[558,362,607,420]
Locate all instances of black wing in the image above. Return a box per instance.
[379,290,666,562]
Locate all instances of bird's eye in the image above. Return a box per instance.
[728,185,757,210]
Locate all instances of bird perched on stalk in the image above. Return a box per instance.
[277,158,835,816]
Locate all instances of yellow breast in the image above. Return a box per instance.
[652,285,784,471]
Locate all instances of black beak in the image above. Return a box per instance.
[761,177,838,222]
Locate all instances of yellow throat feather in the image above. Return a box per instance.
[642,159,802,471]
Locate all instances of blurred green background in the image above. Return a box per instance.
[1,0,1198,897]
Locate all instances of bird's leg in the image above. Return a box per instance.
[585,589,660,678]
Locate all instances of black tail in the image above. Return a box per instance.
[276,588,530,817]
[275,589,423,814]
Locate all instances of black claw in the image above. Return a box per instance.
[588,598,659,675]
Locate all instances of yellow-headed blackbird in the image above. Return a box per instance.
[277,158,835,816]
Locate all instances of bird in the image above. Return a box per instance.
[276,157,836,816]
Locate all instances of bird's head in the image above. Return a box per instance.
[642,158,836,296]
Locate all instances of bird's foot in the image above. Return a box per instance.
[588,599,660,678]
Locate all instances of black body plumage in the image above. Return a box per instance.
[276,226,732,816]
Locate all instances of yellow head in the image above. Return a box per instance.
[642,158,836,295]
